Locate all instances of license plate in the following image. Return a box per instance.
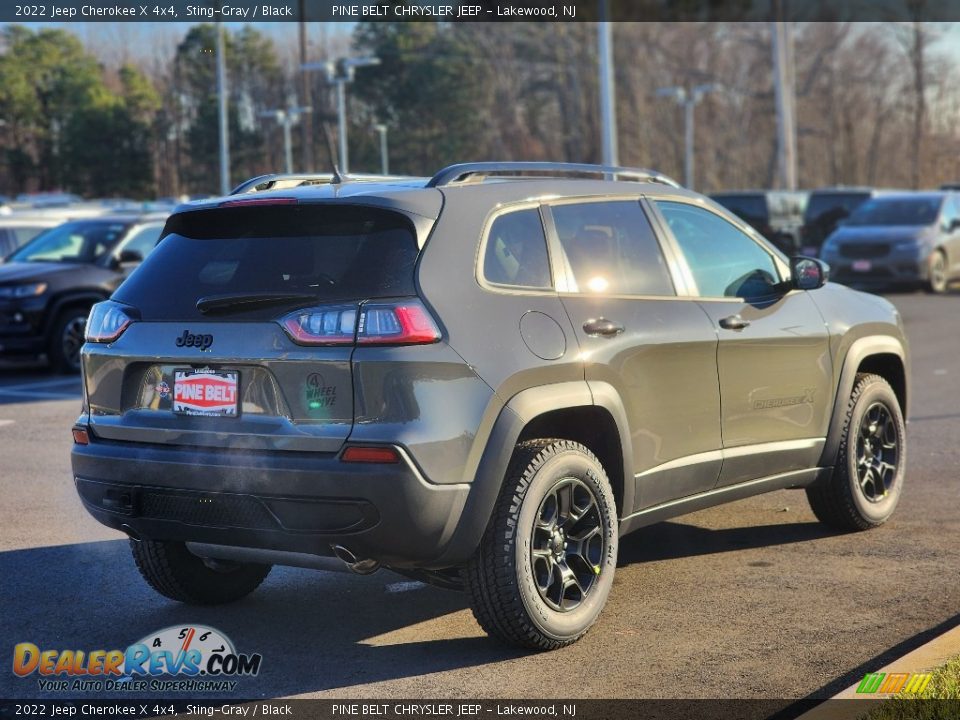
[852,260,872,272]
[173,369,239,417]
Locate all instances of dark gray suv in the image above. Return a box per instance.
[71,163,909,650]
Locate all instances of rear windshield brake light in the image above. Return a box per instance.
[219,197,298,208]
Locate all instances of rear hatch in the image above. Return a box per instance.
[82,202,429,453]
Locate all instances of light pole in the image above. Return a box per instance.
[216,20,230,195]
[260,106,312,174]
[597,0,618,167]
[655,83,720,189]
[372,123,388,175]
[302,56,380,174]
[771,20,797,190]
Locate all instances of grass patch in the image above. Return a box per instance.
[862,657,960,719]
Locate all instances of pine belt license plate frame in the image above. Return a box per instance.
[172,368,240,418]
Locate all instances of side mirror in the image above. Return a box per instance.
[117,249,143,266]
[792,256,829,290]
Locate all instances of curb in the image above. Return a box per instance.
[794,621,960,720]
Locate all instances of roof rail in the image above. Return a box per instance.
[230,173,417,195]
[427,162,681,189]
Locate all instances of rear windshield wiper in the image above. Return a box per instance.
[197,292,318,315]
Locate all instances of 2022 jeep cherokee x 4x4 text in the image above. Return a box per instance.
[72,163,909,649]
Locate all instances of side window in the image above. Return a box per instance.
[482,209,552,289]
[551,201,674,296]
[656,201,781,299]
[120,224,164,259]
[13,227,46,250]
[941,196,958,231]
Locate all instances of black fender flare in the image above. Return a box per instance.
[818,336,908,467]
[432,381,633,567]
[44,292,107,333]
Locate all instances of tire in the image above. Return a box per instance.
[926,250,948,294]
[806,373,906,531]
[48,307,89,374]
[131,539,271,605]
[464,439,618,650]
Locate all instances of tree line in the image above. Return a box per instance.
[0,21,956,198]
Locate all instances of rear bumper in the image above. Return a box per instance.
[71,436,472,569]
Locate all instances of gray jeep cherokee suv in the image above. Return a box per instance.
[71,163,909,650]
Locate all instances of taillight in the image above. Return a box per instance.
[357,300,441,345]
[85,300,137,343]
[279,300,440,347]
[280,305,358,346]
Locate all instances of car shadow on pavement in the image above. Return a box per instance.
[617,519,838,566]
[0,539,525,699]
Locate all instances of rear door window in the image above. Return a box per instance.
[115,205,420,320]
[551,200,674,296]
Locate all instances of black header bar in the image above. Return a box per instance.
[4,0,960,23]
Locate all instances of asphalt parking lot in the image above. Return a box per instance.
[0,291,957,706]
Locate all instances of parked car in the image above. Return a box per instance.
[709,190,808,254]
[820,191,959,293]
[72,163,908,650]
[0,213,167,372]
[0,218,61,259]
[799,187,878,256]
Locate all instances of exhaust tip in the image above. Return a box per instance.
[332,544,380,575]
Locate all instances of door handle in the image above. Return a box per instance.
[582,318,624,337]
[719,314,750,330]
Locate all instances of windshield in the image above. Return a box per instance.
[845,197,942,227]
[114,204,420,321]
[8,220,131,264]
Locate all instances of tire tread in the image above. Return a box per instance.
[464,439,608,650]
[806,373,899,531]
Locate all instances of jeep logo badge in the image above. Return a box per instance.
[176,330,214,351]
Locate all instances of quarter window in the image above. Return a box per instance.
[482,209,552,289]
[656,201,781,299]
[551,201,674,296]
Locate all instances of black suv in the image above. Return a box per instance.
[72,163,908,649]
[709,190,808,254]
[0,214,166,372]
[799,188,878,256]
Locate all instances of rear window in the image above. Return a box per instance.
[115,204,420,321]
[711,194,768,225]
[803,192,870,224]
